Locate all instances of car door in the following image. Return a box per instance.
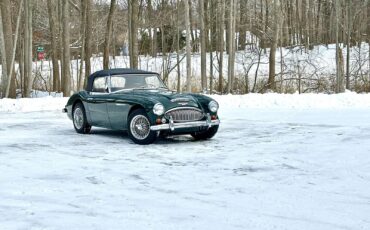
[85,76,110,128]
[106,75,131,130]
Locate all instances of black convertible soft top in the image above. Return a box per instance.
[86,68,158,91]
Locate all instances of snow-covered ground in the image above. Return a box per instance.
[1,94,370,229]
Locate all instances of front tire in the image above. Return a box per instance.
[191,125,219,140]
[127,109,157,145]
[73,102,91,134]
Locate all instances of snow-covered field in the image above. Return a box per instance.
[1,93,370,229]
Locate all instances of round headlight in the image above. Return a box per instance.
[208,101,219,112]
[153,103,165,115]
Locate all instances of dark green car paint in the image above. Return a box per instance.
[65,87,218,132]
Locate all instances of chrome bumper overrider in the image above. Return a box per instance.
[150,114,220,131]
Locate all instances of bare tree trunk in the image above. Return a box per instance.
[263,0,269,51]
[199,0,207,92]
[346,0,351,90]
[147,0,157,57]
[184,0,192,92]
[0,10,7,98]
[161,26,167,83]
[267,0,279,91]
[1,0,16,98]
[78,0,86,90]
[128,0,132,65]
[218,0,225,93]
[58,0,64,90]
[84,0,92,84]
[239,0,247,51]
[368,0,370,85]
[225,0,230,54]
[176,2,181,92]
[19,39,24,97]
[208,0,215,93]
[103,0,116,69]
[5,0,23,98]
[335,0,344,93]
[227,0,236,94]
[62,0,71,96]
[129,0,139,68]
[47,0,61,92]
[188,0,195,49]
[24,0,33,98]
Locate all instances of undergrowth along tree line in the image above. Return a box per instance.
[0,0,370,98]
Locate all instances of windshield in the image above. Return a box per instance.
[110,74,167,92]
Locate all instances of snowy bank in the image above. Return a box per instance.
[212,92,370,109]
[0,97,68,113]
[1,92,370,113]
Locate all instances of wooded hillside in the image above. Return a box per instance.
[1,0,370,98]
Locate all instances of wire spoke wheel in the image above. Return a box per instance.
[130,115,151,140]
[73,107,84,130]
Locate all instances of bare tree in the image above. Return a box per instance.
[335,0,344,93]
[84,0,92,83]
[218,0,225,93]
[0,10,7,98]
[24,0,33,97]
[227,0,237,94]
[346,0,351,90]
[103,0,117,69]
[62,0,71,96]
[147,0,157,57]
[78,0,86,90]
[47,0,61,92]
[5,0,23,98]
[0,0,16,98]
[267,0,280,91]
[199,0,207,91]
[368,0,370,84]
[128,0,139,68]
[239,0,248,51]
[185,0,192,92]
[176,1,181,92]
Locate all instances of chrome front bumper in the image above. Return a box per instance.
[150,115,220,131]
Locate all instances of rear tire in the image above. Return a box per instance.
[73,102,91,134]
[191,125,219,140]
[127,109,157,145]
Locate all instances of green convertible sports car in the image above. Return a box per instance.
[63,68,220,144]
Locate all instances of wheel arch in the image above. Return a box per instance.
[128,104,146,116]
[127,102,158,127]
[69,93,91,125]
[72,99,83,111]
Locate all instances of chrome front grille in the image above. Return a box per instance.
[166,108,204,122]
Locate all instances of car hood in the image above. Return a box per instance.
[131,90,203,110]
[114,89,204,110]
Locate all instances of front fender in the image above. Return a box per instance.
[64,91,89,121]
[190,94,218,115]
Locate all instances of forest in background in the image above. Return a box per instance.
[0,0,370,98]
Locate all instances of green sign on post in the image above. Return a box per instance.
[37,46,44,52]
